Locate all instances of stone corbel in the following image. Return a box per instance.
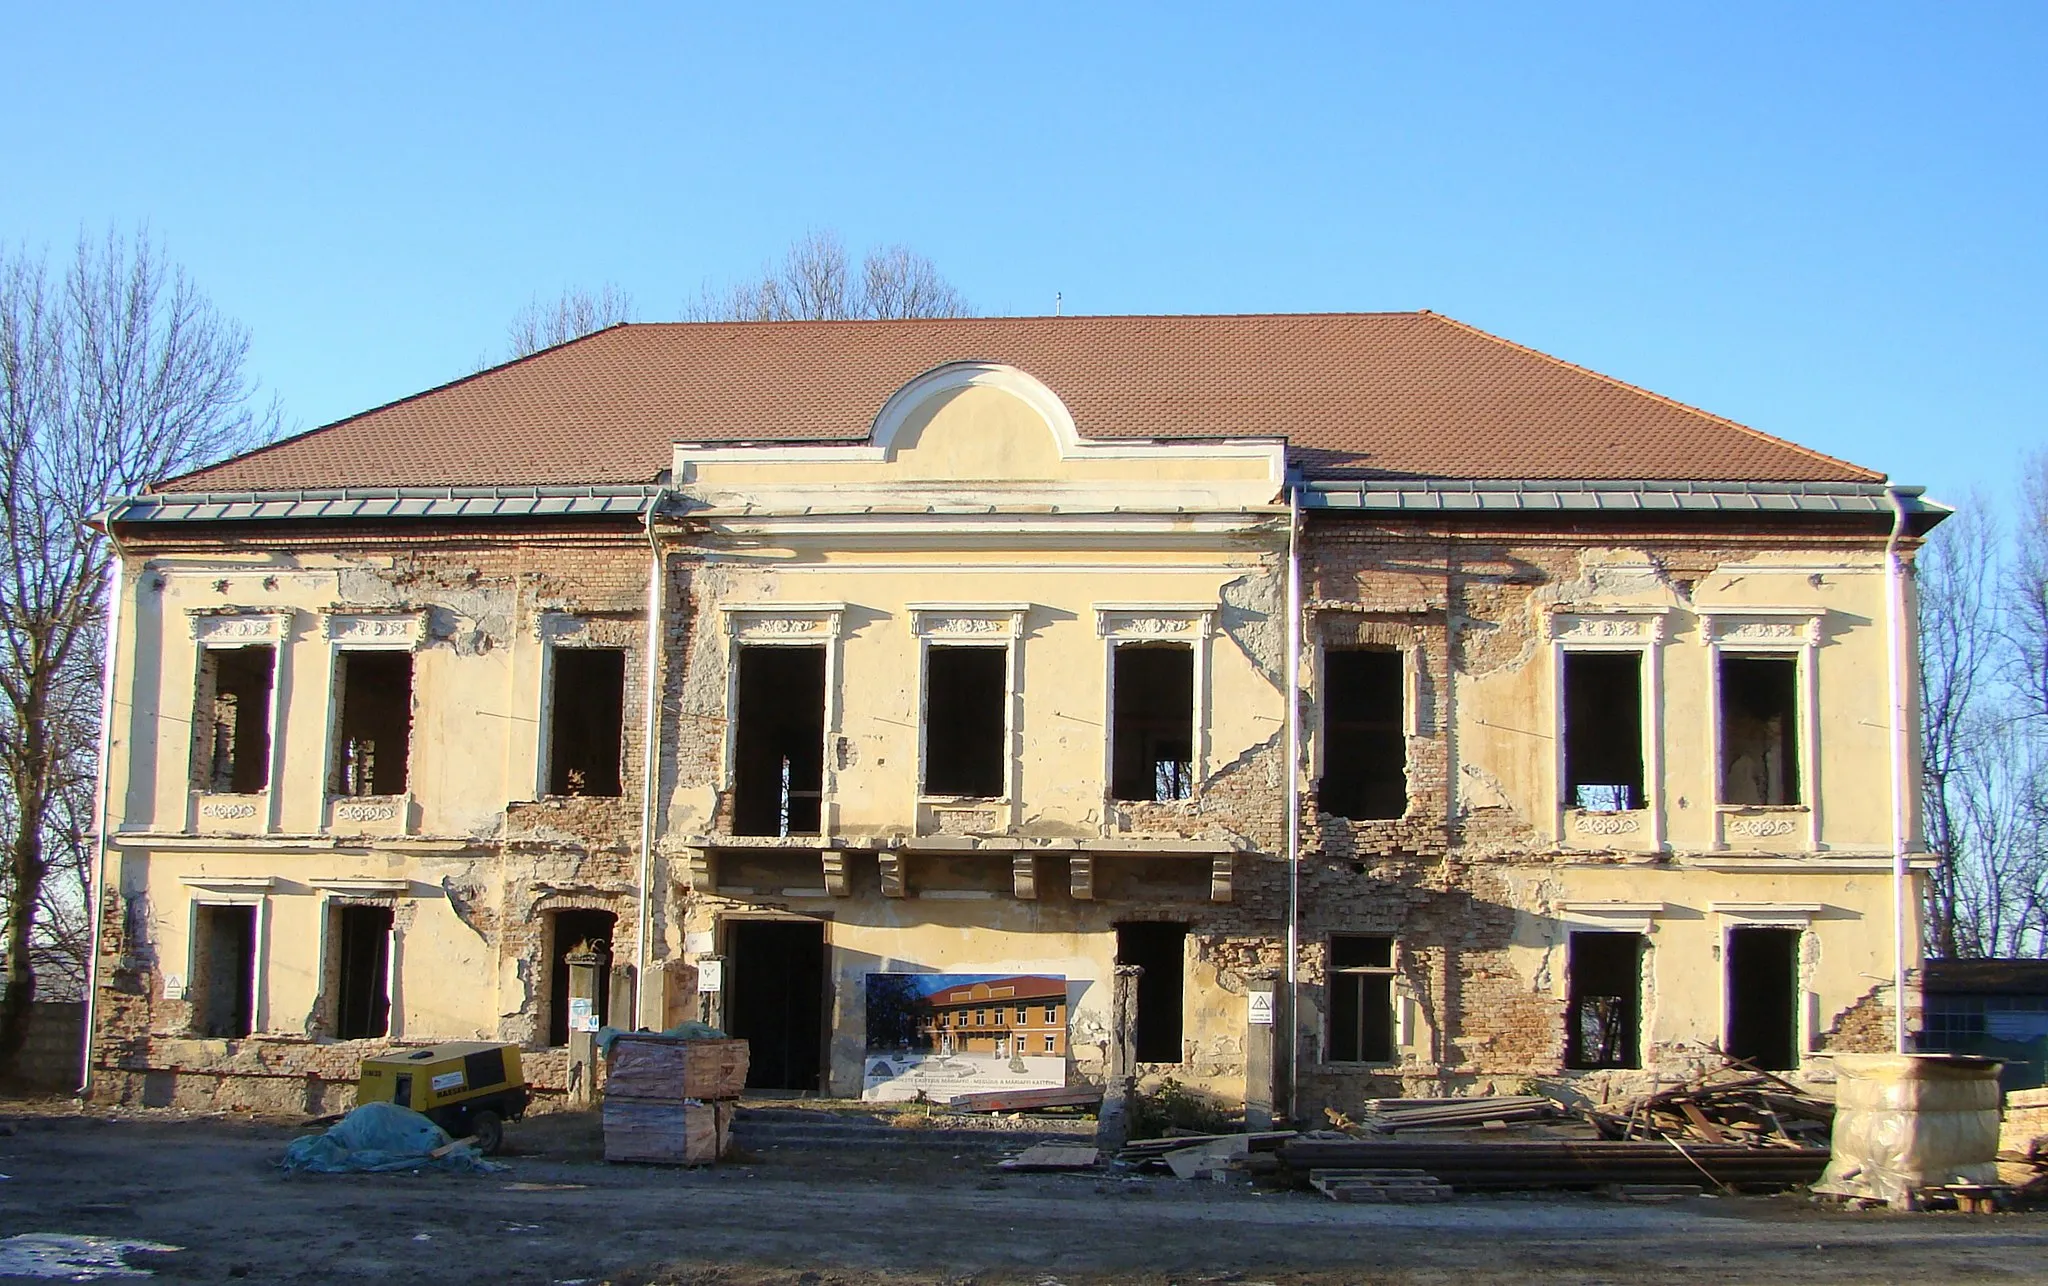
[878,852,906,898]
[1012,855,1038,900]
[683,848,713,891]
[1210,854,1234,903]
[1069,855,1095,900]
[821,851,850,897]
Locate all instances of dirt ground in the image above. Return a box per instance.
[5,1098,2048,1285]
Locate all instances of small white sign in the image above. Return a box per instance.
[1247,990,1274,1027]
[431,1070,466,1093]
[568,996,599,1033]
[162,975,185,1001]
[697,959,724,994]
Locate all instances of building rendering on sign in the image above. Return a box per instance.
[84,312,1944,1116]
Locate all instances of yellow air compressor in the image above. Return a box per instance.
[357,1041,529,1154]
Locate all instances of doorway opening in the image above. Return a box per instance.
[191,904,257,1038]
[726,919,827,1092]
[1726,926,1801,1071]
[545,909,615,1047]
[1565,931,1643,1069]
[330,904,393,1040]
[1116,921,1187,1063]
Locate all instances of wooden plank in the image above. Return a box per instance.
[998,1143,1100,1171]
[1679,1102,1732,1144]
[945,1086,1103,1113]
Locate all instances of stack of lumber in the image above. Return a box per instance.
[1281,1137,1829,1191]
[601,1034,749,1165]
[1361,1096,1561,1134]
[1594,1059,1834,1148]
[947,1085,1104,1114]
[1308,1167,1454,1203]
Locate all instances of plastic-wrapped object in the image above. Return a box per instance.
[1816,1053,2002,1207]
[281,1101,505,1174]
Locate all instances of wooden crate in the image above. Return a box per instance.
[602,1098,734,1165]
[604,1036,749,1101]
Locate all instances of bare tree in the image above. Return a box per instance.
[689,231,972,322]
[1919,499,2003,955]
[2008,452,2048,719]
[0,229,277,1065]
[506,284,635,359]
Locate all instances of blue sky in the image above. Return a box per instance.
[4,3,2040,508]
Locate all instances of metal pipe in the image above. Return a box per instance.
[1884,485,1912,1053]
[635,492,669,1028]
[80,528,129,1096]
[1284,482,1303,1122]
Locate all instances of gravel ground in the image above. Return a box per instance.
[3,1099,2047,1284]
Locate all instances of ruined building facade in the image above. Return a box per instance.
[86,313,1943,1115]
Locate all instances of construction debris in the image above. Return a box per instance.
[1594,1059,1834,1149]
[1118,1130,1296,1174]
[1352,1096,1562,1134]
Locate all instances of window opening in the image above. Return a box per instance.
[332,904,393,1039]
[331,650,413,796]
[923,646,1006,797]
[1726,926,1801,1071]
[727,919,826,1091]
[1565,931,1642,1069]
[1562,651,1644,811]
[1719,655,1800,806]
[548,648,626,797]
[1111,645,1194,802]
[1328,934,1397,1062]
[733,646,826,836]
[545,909,615,1047]
[194,646,275,793]
[1116,922,1187,1062]
[191,904,257,1038]
[1320,649,1407,820]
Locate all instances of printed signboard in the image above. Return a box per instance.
[862,973,1071,1102]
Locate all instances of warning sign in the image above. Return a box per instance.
[1247,990,1274,1026]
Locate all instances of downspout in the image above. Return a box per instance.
[635,490,669,1029]
[1884,486,1912,1054]
[80,522,129,1096]
[1284,482,1303,1122]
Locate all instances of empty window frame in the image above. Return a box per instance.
[1562,650,1646,811]
[732,645,826,836]
[1719,655,1801,806]
[923,645,1006,798]
[1328,934,1397,1062]
[1726,926,1801,1071]
[1320,649,1407,820]
[1116,921,1188,1063]
[1565,931,1642,1069]
[548,648,626,797]
[191,903,258,1038]
[193,646,276,794]
[1111,644,1194,802]
[330,904,393,1040]
[331,651,413,796]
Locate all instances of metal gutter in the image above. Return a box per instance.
[635,492,669,1027]
[103,485,665,525]
[1301,478,1948,518]
[80,528,127,1097]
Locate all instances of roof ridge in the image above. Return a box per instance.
[1419,313,1885,485]
[618,310,1434,330]
[156,324,636,492]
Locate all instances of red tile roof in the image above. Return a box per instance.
[160,312,1881,492]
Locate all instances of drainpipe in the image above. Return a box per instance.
[1284,483,1303,1122]
[1884,486,1912,1054]
[80,523,129,1096]
[635,490,669,1029]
